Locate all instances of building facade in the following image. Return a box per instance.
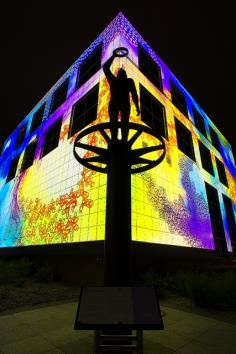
[0,13,236,256]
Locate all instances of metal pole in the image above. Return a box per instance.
[104,140,132,286]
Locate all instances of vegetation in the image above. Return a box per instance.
[0,258,32,287]
[1,259,236,313]
[0,258,80,313]
[141,268,236,309]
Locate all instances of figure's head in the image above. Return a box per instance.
[117,68,127,80]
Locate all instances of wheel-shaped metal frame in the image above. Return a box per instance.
[73,122,166,174]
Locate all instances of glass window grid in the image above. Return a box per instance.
[198,140,214,176]
[138,44,163,92]
[170,81,188,118]
[205,182,228,255]
[175,117,195,161]
[140,84,167,139]
[209,126,221,152]
[77,45,102,89]
[192,108,207,138]
[222,194,236,255]
[15,125,27,148]
[6,155,20,182]
[29,104,45,134]
[41,117,63,158]
[49,78,70,115]
[21,140,37,172]
[69,84,99,138]
[215,157,228,187]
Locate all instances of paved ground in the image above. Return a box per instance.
[0,301,235,354]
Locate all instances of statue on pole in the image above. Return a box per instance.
[103,48,140,141]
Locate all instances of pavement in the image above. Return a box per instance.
[0,301,235,354]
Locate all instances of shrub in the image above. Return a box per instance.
[34,264,54,282]
[141,268,168,298]
[168,271,236,309]
[0,286,10,301]
[0,258,32,286]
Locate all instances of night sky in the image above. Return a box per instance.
[4,1,236,157]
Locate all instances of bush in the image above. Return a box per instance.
[141,268,168,298]
[0,258,32,286]
[169,271,236,309]
[140,269,236,309]
[34,264,54,282]
[0,286,10,301]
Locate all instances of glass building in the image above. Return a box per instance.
[0,12,235,258]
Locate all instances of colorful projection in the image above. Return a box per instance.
[0,13,235,251]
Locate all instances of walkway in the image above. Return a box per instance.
[0,301,235,353]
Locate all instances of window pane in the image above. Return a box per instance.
[175,118,195,161]
[205,182,228,256]
[209,126,221,151]
[69,84,99,137]
[198,141,214,175]
[41,117,62,158]
[170,82,188,118]
[77,45,102,89]
[15,125,27,148]
[192,108,207,137]
[138,44,162,92]
[21,140,37,171]
[215,157,228,186]
[29,104,45,134]
[50,78,69,115]
[222,195,236,255]
[140,84,167,139]
[6,155,20,182]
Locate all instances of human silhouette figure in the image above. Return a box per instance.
[103,51,140,141]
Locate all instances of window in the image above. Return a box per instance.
[6,155,20,182]
[170,81,188,118]
[69,84,99,137]
[175,118,195,161]
[21,140,37,172]
[77,45,102,89]
[29,104,45,134]
[15,125,27,148]
[215,157,228,187]
[192,108,207,138]
[49,78,69,115]
[41,117,62,158]
[198,141,214,176]
[140,84,167,139]
[205,182,228,256]
[138,44,162,92]
[222,195,236,256]
[209,126,221,151]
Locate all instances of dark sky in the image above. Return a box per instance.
[4,0,236,157]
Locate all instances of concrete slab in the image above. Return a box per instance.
[0,301,235,354]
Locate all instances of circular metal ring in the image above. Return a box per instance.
[113,47,129,57]
[73,122,165,174]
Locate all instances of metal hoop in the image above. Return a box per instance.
[73,122,165,174]
[113,47,129,57]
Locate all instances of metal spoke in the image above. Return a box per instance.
[99,128,111,144]
[133,157,153,165]
[84,155,107,164]
[131,144,164,157]
[75,142,108,156]
[128,130,142,147]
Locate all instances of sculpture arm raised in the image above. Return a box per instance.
[103,55,115,84]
